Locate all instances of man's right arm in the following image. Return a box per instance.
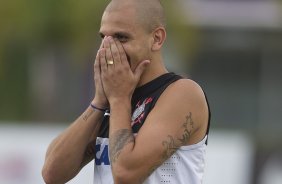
[42,40,108,184]
[42,100,105,184]
[42,42,108,183]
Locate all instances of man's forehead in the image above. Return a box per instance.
[100,10,137,34]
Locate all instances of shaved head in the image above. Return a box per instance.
[105,0,166,33]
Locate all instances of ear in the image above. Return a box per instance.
[151,27,166,51]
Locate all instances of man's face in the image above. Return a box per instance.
[99,7,152,70]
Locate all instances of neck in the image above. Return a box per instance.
[137,54,168,87]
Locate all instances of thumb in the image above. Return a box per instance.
[134,60,150,80]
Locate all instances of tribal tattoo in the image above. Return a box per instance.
[178,112,194,145]
[162,135,178,159]
[109,129,135,163]
[162,112,195,159]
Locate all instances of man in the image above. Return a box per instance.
[42,0,211,183]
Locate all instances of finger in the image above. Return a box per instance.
[94,51,101,78]
[104,37,114,67]
[92,38,104,65]
[99,37,105,49]
[99,49,108,73]
[115,38,128,65]
[134,60,150,80]
[109,37,121,65]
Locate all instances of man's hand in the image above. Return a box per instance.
[93,39,109,108]
[99,36,150,104]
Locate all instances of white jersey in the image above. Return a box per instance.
[94,136,207,184]
[93,73,210,184]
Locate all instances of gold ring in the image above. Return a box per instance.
[107,60,114,65]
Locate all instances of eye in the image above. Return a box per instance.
[115,34,128,43]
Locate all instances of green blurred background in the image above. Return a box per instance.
[0,0,197,122]
[0,0,282,184]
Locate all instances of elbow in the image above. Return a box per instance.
[42,163,64,184]
[42,165,54,184]
[114,175,134,184]
[42,155,80,184]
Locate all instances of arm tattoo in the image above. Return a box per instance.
[162,135,178,159]
[162,112,195,159]
[178,112,194,145]
[109,129,134,163]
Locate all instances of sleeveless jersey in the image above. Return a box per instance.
[94,72,211,184]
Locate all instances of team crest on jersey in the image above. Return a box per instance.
[131,97,153,127]
[131,101,145,122]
